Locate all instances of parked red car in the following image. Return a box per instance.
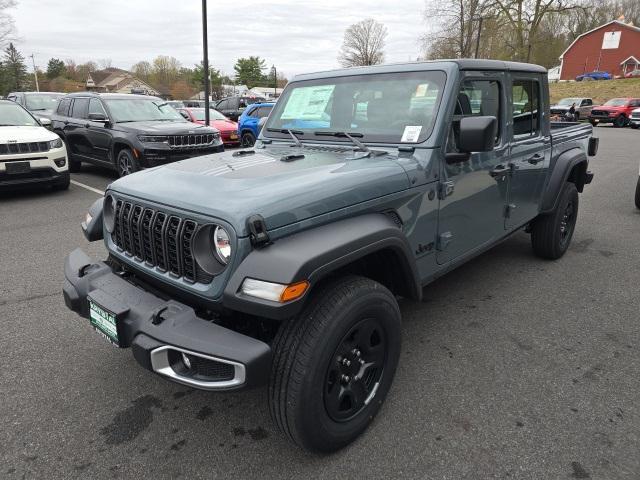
[589,98,640,128]
[624,69,640,78]
[177,108,240,146]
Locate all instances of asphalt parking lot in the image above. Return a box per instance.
[1,126,639,479]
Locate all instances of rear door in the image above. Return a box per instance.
[85,98,111,162]
[65,97,91,159]
[436,73,510,265]
[505,73,549,229]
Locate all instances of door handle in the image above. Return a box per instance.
[84,123,90,128]
[64,120,69,125]
[526,153,544,165]
[489,164,508,178]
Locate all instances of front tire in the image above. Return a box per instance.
[240,131,256,147]
[531,182,579,259]
[635,177,640,209]
[116,148,139,177]
[269,276,401,453]
[613,115,627,128]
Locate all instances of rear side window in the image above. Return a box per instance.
[511,79,540,139]
[71,98,90,119]
[630,99,640,108]
[88,98,107,117]
[217,99,228,110]
[256,106,272,118]
[57,98,72,116]
[581,99,592,106]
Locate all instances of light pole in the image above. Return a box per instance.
[202,0,210,126]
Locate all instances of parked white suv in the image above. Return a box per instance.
[0,100,69,190]
[630,107,640,129]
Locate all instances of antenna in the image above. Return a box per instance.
[29,54,39,92]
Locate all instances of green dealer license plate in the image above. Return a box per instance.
[88,299,120,346]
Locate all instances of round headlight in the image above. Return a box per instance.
[213,226,231,264]
[103,195,116,233]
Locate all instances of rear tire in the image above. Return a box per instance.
[635,177,640,210]
[531,182,579,260]
[630,124,639,130]
[269,275,401,453]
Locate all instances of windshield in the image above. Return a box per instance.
[265,70,446,144]
[604,98,629,107]
[25,93,62,111]
[103,98,186,122]
[240,97,265,108]
[191,108,227,121]
[0,102,39,126]
[558,98,581,106]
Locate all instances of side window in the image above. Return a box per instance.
[448,79,501,153]
[7,95,16,102]
[511,79,540,139]
[88,98,106,117]
[217,99,228,110]
[582,99,592,106]
[57,98,72,116]
[71,97,90,119]
[256,107,271,118]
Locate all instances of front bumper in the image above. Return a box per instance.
[63,248,271,391]
[140,144,224,167]
[0,167,69,188]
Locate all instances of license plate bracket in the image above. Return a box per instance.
[87,290,129,347]
[5,161,30,174]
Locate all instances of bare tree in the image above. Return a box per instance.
[0,0,16,48]
[99,58,113,69]
[338,18,388,68]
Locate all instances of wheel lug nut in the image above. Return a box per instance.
[341,374,351,383]
[342,358,351,367]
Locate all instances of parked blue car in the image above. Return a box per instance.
[576,71,612,81]
[237,102,275,147]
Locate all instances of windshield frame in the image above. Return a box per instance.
[103,97,187,123]
[263,69,448,145]
[557,98,581,106]
[191,108,228,121]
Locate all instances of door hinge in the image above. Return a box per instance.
[438,181,455,200]
[503,203,516,218]
[437,231,453,251]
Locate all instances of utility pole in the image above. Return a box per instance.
[272,64,277,98]
[202,0,210,126]
[29,54,39,92]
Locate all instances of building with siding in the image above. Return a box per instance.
[559,20,640,80]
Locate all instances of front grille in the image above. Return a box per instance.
[631,113,640,119]
[167,134,216,149]
[112,200,213,283]
[590,110,610,117]
[0,142,49,155]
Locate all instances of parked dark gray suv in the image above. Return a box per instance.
[50,92,224,177]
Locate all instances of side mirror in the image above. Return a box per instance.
[88,112,108,122]
[39,117,52,127]
[458,116,497,153]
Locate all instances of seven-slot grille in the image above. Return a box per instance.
[112,200,212,284]
[167,134,216,148]
[0,142,49,155]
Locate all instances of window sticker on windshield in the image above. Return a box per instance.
[401,125,422,143]
[415,84,428,97]
[281,85,335,119]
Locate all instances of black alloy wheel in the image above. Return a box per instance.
[117,149,138,177]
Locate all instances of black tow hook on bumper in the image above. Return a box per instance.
[62,248,272,391]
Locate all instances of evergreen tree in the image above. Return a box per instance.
[3,42,27,91]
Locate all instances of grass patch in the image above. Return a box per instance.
[549,78,640,104]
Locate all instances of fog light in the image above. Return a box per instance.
[181,352,192,369]
[54,157,66,167]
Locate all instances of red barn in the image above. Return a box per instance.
[559,20,640,80]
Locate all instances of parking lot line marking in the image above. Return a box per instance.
[70,180,104,196]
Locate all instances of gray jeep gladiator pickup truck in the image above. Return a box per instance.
[63,59,597,452]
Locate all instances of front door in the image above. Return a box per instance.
[506,74,548,229]
[85,98,112,162]
[436,74,509,265]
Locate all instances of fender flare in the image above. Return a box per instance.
[540,148,588,214]
[110,139,136,164]
[223,213,421,320]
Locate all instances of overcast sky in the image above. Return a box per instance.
[12,0,428,79]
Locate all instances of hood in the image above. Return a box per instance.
[0,125,57,143]
[115,121,219,134]
[29,109,55,118]
[109,145,411,236]
[550,105,570,110]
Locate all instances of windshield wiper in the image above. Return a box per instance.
[266,128,305,147]
[30,108,47,111]
[314,131,370,153]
